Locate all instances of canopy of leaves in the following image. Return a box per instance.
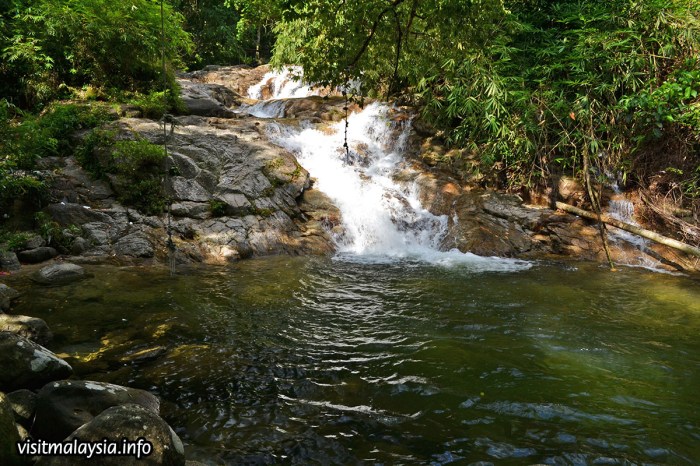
[0,0,192,107]
[271,0,700,199]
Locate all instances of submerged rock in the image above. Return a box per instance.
[33,263,87,285]
[33,380,160,442]
[36,404,185,466]
[0,332,73,392]
[0,314,52,345]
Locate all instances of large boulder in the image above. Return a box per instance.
[0,284,20,312]
[32,263,87,285]
[0,332,73,392]
[17,247,58,264]
[33,380,160,442]
[36,404,185,466]
[113,232,154,258]
[178,79,236,118]
[0,392,22,466]
[0,314,52,345]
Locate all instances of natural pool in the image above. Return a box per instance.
[8,257,700,464]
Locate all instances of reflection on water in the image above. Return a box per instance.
[8,258,700,464]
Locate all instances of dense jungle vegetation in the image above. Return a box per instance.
[1,0,699,233]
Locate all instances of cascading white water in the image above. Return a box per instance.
[244,70,530,271]
[247,66,314,99]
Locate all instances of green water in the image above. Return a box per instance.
[8,257,700,464]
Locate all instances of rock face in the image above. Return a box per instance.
[33,380,160,441]
[0,392,22,466]
[36,404,185,466]
[33,263,87,285]
[0,314,52,345]
[0,332,73,392]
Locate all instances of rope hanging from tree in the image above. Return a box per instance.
[160,0,176,274]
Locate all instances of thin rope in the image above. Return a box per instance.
[341,1,351,165]
[161,0,176,274]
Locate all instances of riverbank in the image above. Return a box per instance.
[2,65,698,276]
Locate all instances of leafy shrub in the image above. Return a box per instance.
[209,199,227,217]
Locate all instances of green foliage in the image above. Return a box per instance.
[270,0,700,196]
[209,199,227,217]
[1,0,193,108]
[172,0,272,68]
[109,139,167,215]
[111,140,166,175]
[130,88,186,120]
[75,134,167,215]
[33,211,79,250]
[0,230,31,252]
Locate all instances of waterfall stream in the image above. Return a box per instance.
[242,69,530,270]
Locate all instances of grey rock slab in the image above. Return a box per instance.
[0,332,73,392]
[33,263,87,285]
[33,380,160,442]
[168,177,210,202]
[113,232,154,258]
[0,314,52,345]
[36,403,184,466]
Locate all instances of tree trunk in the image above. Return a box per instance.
[555,202,700,258]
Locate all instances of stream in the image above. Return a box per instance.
[6,69,700,465]
[8,258,700,464]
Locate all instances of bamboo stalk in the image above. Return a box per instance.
[555,201,700,258]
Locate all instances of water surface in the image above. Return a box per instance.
[10,257,700,465]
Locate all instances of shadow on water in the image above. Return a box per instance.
[7,257,700,464]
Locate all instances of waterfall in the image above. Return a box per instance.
[244,69,530,271]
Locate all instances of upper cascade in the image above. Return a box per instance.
[247,66,316,100]
[247,69,531,271]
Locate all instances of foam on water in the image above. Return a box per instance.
[244,69,530,271]
[266,103,530,272]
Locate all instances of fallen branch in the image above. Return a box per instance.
[555,201,700,258]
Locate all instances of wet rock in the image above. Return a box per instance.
[33,380,160,442]
[33,263,87,285]
[113,232,154,258]
[6,389,37,428]
[17,247,58,264]
[36,404,185,466]
[0,392,22,466]
[119,346,167,364]
[0,284,20,312]
[0,252,21,272]
[0,332,73,392]
[0,315,52,345]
